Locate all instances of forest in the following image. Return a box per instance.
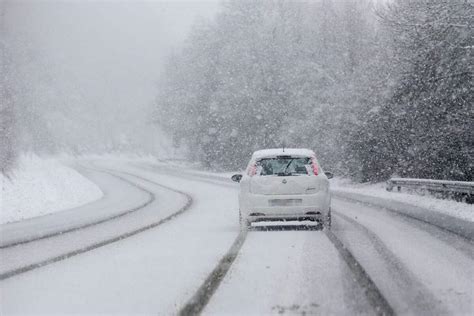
[155,0,473,182]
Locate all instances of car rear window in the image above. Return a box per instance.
[256,156,311,176]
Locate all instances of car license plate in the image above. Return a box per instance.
[269,199,302,206]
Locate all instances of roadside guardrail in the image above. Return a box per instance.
[386,178,474,203]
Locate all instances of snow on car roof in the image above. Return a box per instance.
[252,148,316,159]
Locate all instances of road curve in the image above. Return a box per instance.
[0,165,191,280]
[1,160,472,315]
[0,161,240,315]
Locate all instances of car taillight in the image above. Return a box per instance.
[311,158,319,176]
[247,163,257,177]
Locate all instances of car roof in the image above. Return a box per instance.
[252,148,316,159]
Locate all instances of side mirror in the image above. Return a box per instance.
[324,171,334,179]
[231,174,243,183]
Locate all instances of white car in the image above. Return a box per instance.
[232,148,332,229]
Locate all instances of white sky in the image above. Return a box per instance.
[2,0,383,151]
[4,0,221,124]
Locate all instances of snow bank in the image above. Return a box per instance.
[1,155,103,224]
[330,178,474,223]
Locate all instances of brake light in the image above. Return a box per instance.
[311,158,319,176]
[247,163,257,177]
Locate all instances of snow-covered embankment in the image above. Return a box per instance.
[1,155,103,224]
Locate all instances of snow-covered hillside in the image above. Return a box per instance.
[1,155,102,224]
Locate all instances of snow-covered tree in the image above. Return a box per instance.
[156,0,380,171]
[156,0,472,181]
[0,0,17,174]
[354,0,473,181]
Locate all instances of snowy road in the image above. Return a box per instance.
[202,229,374,315]
[1,161,473,315]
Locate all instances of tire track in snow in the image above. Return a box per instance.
[333,211,448,315]
[179,225,394,316]
[324,228,395,316]
[178,229,248,316]
[0,167,193,281]
[332,193,474,241]
[332,196,474,259]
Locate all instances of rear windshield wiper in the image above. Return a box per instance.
[279,159,295,176]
